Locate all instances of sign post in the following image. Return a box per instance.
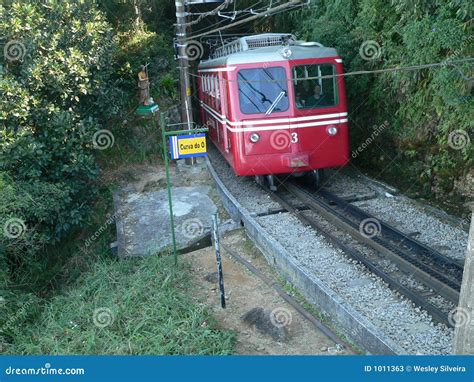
[160,112,208,265]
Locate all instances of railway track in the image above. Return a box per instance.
[261,178,463,328]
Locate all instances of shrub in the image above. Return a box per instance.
[0,1,123,283]
[281,0,473,199]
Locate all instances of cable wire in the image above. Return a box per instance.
[178,0,233,27]
[185,0,304,41]
[189,57,474,83]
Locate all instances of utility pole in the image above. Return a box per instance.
[453,203,474,354]
[175,0,196,165]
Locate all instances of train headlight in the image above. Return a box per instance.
[280,47,292,59]
[327,126,338,136]
[250,133,260,143]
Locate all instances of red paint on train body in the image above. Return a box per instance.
[198,34,349,177]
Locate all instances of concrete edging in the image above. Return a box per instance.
[206,157,405,355]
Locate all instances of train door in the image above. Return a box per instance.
[290,62,341,158]
[216,72,229,152]
[287,64,312,168]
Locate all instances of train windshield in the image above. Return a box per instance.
[237,67,289,115]
[292,64,338,109]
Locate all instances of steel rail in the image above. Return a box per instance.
[261,184,453,327]
[221,243,358,353]
[318,188,464,271]
[282,181,460,305]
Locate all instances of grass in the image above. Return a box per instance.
[10,254,235,355]
[2,111,236,355]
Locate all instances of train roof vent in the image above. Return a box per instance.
[212,33,296,59]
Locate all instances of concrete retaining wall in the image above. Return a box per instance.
[206,158,405,354]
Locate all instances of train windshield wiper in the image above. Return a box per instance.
[265,91,286,115]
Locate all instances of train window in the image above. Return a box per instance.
[215,77,220,99]
[237,67,289,114]
[216,77,221,109]
[292,64,338,109]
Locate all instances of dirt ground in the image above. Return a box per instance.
[107,161,353,355]
[184,229,353,355]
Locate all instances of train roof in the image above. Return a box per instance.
[198,33,339,69]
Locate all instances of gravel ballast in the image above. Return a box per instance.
[207,147,463,354]
[324,171,468,261]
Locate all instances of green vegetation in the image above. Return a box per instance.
[1,0,471,356]
[276,0,473,210]
[8,255,235,355]
[0,0,234,355]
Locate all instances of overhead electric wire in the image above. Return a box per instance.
[189,1,265,40]
[185,0,304,41]
[178,0,233,27]
[190,57,474,83]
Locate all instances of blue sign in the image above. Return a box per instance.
[169,133,207,160]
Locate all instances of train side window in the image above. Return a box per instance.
[216,76,221,109]
[206,75,211,104]
[237,67,289,115]
[202,76,207,104]
[293,64,338,109]
[210,75,216,108]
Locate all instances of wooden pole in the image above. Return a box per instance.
[453,203,474,354]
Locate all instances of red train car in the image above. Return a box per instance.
[198,33,349,188]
